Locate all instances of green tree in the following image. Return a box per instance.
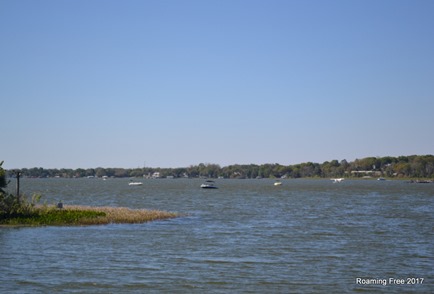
[0,161,7,193]
[129,168,143,178]
[95,168,107,178]
[393,162,411,177]
[0,161,26,217]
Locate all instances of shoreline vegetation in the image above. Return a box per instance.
[0,204,180,227]
[4,155,434,179]
[1,161,180,227]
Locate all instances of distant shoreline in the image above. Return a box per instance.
[4,155,434,179]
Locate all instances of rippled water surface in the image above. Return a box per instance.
[1,178,433,293]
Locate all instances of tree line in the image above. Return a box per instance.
[4,155,434,179]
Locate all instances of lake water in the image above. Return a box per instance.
[1,178,433,293]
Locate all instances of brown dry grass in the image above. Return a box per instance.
[61,205,180,225]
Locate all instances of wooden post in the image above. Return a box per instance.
[15,171,21,202]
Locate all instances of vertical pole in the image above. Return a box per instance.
[16,171,21,202]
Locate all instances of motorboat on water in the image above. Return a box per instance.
[331,178,344,183]
[274,180,282,186]
[201,180,218,189]
[129,181,143,186]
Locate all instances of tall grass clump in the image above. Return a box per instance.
[0,191,180,226]
[62,205,180,225]
[1,199,180,226]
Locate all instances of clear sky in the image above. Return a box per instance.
[1,0,433,169]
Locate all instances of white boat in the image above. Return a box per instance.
[274,180,282,186]
[331,178,344,183]
[201,180,218,189]
[129,182,143,186]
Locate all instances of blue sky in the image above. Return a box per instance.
[1,0,433,169]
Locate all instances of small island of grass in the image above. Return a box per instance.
[0,204,180,226]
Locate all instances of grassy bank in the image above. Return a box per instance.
[0,205,180,226]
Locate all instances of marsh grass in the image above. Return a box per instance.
[64,205,180,225]
[0,205,180,226]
